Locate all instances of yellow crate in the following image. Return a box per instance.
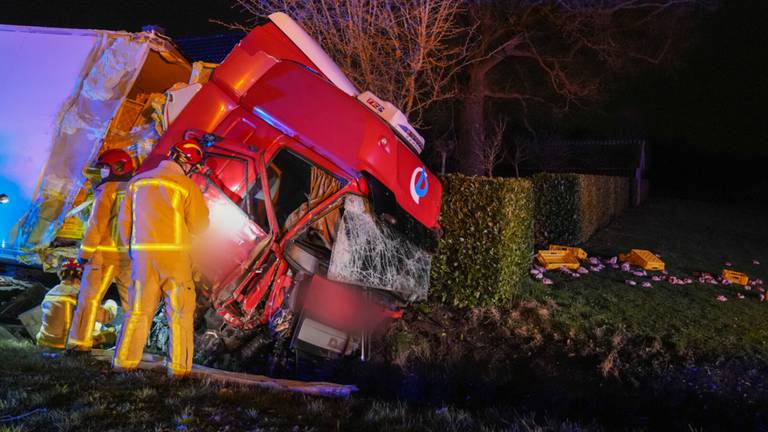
[722,269,749,285]
[620,249,665,271]
[537,250,580,270]
[549,245,588,261]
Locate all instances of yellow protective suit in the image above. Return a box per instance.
[68,181,131,351]
[113,160,209,376]
[37,281,117,349]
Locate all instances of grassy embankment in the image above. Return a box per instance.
[2,199,766,431]
[523,198,768,361]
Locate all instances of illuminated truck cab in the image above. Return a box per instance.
[144,13,442,358]
[148,14,441,231]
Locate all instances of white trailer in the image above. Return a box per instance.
[0,25,191,264]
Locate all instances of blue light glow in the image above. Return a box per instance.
[252,107,296,138]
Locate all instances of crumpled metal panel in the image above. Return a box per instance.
[13,35,150,254]
[327,195,430,301]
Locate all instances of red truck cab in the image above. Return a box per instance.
[143,13,442,359]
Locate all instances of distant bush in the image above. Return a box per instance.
[430,174,534,307]
[534,173,629,245]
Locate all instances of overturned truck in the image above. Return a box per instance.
[144,13,443,362]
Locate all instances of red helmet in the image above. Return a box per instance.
[171,139,205,165]
[59,258,83,280]
[96,149,135,176]
[61,258,81,270]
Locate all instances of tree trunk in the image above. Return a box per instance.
[457,64,487,176]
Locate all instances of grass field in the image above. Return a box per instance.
[363,198,768,429]
[522,199,768,361]
[1,198,767,431]
[0,339,596,431]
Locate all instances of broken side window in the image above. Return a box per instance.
[265,149,345,235]
[247,164,279,232]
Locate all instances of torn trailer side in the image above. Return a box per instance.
[0,24,193,268]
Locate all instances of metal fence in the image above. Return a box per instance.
[510,138,648,206]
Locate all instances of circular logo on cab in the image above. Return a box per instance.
[410,166,429,204]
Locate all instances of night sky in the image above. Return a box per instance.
[637,0,768,157]
[641,0,767,202]
[1,0,243,37]
[2,0,766,202]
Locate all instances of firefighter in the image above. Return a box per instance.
[67,149,135,352]
[113,139,209,377]
[38,259,118,349]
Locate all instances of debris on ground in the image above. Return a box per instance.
[17,305,42,339]
[619,249,665,271]
[0,325,17,341]
[548,245,588,261]
[722,269,749,286]
[558,266,580,278]
[88,349,358,398]
[0,281,47,323]
[0,275,34,291]
[536,250,580,270]
[530,250,764,303]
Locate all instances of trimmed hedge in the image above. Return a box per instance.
[430,174,534,307]
[533,174,581,246]
[534,173,629,246]
[577,175,630,242]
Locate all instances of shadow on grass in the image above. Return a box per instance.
[0,339,603,431]
[319,300,768,432]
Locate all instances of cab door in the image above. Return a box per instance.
[190,141,275,308]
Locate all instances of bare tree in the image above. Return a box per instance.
[509,133,533,178]
[228,0,470,127]
[476,116,508,177]
[456,0,697,175]
[226,0,696,175]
